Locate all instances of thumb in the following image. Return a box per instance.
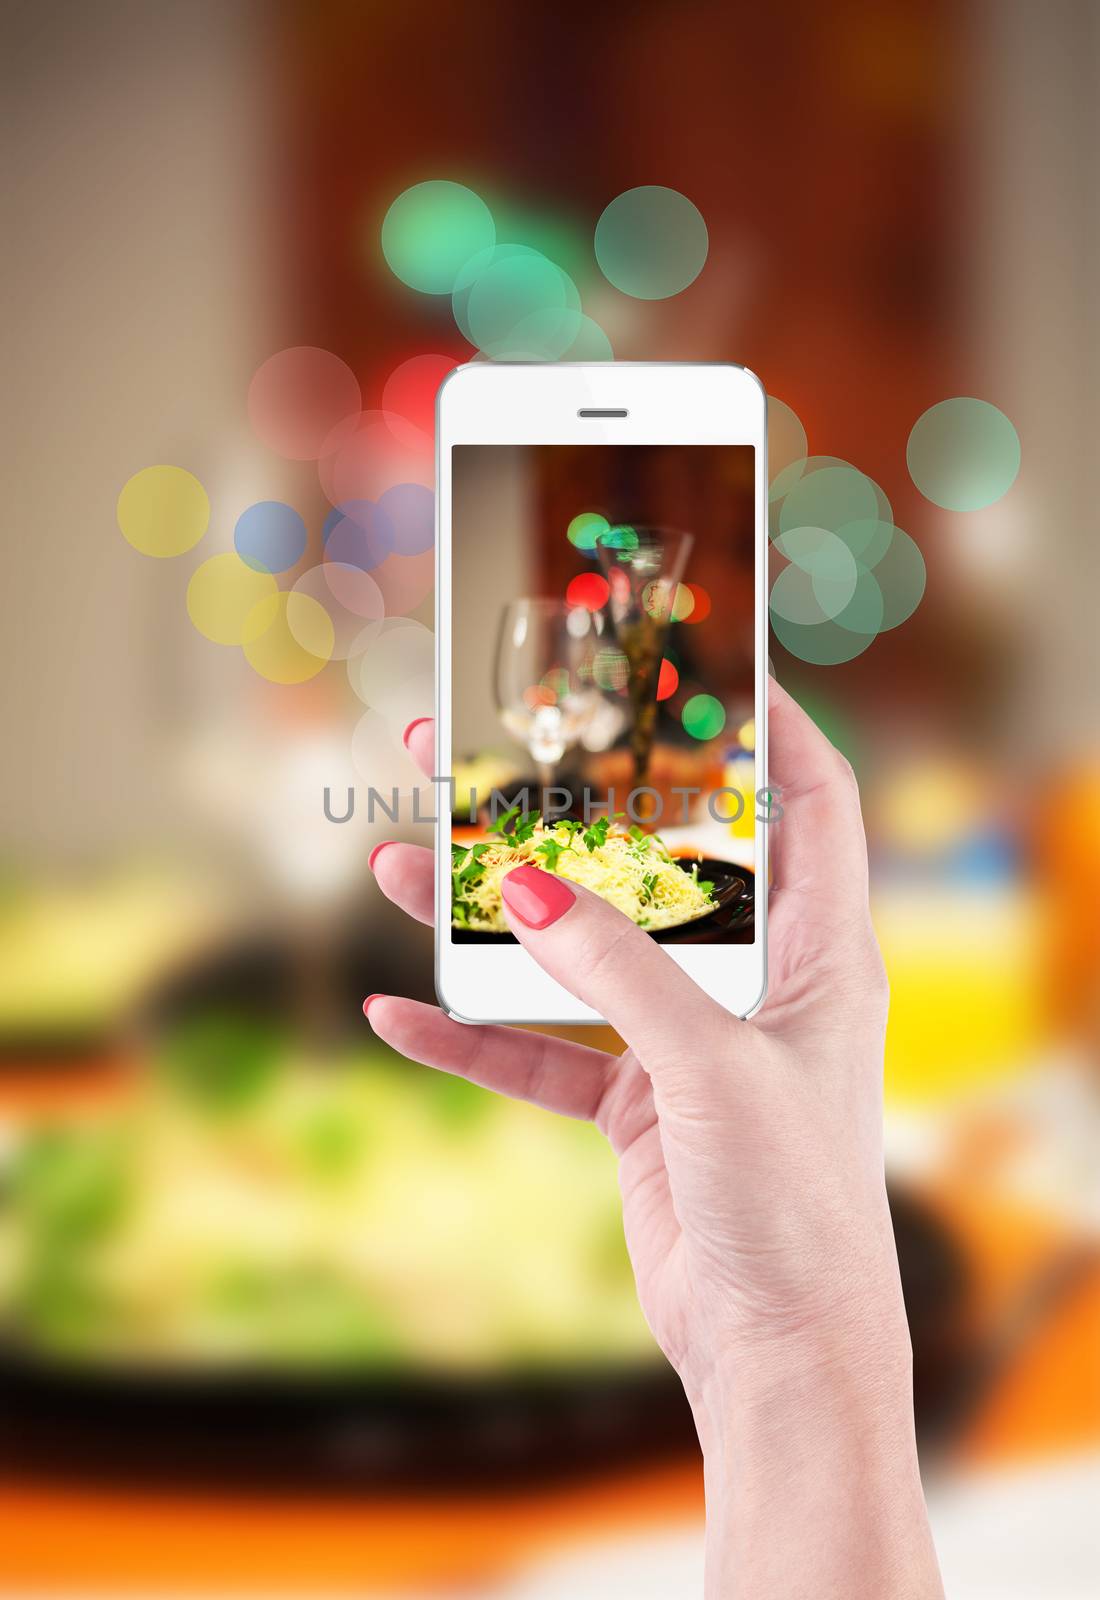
[499,864,736,1082]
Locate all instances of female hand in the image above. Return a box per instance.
[365,679,943,1599]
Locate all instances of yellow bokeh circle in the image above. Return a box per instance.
[118,465,210,557]
[186,553,277,645]
[242,591,334,684]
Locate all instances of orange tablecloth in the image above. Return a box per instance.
[0,1459,704,1591]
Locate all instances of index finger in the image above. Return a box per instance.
[402,716,434,778]
[767,677,870,905]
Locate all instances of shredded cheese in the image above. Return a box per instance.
[452,820,715,933]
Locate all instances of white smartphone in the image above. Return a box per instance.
[435,362,768,1025]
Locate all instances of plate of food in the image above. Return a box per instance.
[452,811,754,945]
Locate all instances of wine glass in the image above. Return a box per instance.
[595,524,694,786]
[493,598,608,803]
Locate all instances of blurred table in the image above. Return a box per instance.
[0,1459,703,1592]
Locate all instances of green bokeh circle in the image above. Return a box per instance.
[594,186,709,300]
[907,398,1020,511]
[682,692,726,740]
[453,245,581,358]
[770,565,830,626]
[767,397,808,498]
[561,313,615,361]
[568,512,609,551]
[834,564,886,635]
[872,527,926,629]
[839,516,894,567]
[381,181,495,295]
[771,528,860,621]
[779,464,879,540]
[770,606,879,666]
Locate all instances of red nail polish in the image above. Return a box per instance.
[368,841,394,872]
[362,994,382,1018]
[500,864,576,930]
[403,717,431,750]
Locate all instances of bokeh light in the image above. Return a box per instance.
[767,397,809,495]
[833,564,886,634]
[242,592,333,684]
[382,353,461,436]
[351,619,434,732]
[873,527,927,629]
[186,553,276,645]
[323,500,394,572]
[371,548,435,616]
[565,573,610,611]
[768,489,924,660]
[656,659,679,701]
[778,462,880,541]
[567,511,609,552]
[117,465,209,558]
[907,397,1021,511]
[291,565,381,660]
[381,181,495,295]
[839,516,895,567]
[771,527,859,620]
[642,579,673,620]
[682,693,726,740]
[600,525,640,553]
[378,482,434,556]
[233,501,307,574]
[769,563,825,627]
[321,556,386,625]
[561,314,614,360]
[681,582,712,623]
[769,605,878,666]
[594,186,708,299]
[319,409,433,506]
[248,347,361,461]
[351,706,427,795]
[593,648,629,692]
[669,583,695,622]
[771,453,861,506]
[607,567,632,609]
[541,666,570,701]
[453,245,581,360]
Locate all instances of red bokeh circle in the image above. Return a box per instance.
[382,353,464,437]
[566,573,610,612]
[248,347,361,461]
[656,658,680,701]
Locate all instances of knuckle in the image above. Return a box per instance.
[832,750,859,794]
[573,907,639,995]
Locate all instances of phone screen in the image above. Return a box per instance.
[450,443,757,948]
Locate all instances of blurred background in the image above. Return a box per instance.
[3,1,1098,1595]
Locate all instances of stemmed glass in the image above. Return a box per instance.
[595,524,694,786]
[494,599,609,802]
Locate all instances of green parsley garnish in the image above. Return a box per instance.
[488,804,539,844]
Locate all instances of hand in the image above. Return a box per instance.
[366,682,943,1599]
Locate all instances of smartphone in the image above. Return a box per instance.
[436,362,767,1025]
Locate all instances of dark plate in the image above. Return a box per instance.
[1,1349,692,1489]
[1,1183,967,1488]
[453,859,755,946]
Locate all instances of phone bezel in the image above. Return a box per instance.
[436,362,768,1025]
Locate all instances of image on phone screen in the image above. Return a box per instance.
[449,443,758,948]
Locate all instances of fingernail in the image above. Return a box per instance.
[368,841,394,872]
[403,717,431,750]
[362,994,382,1019]
[501,864,576,930]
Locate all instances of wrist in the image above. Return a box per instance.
[688,1268,916,1435]
[687,1307,941,1600]
[683,1194,916,1431]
